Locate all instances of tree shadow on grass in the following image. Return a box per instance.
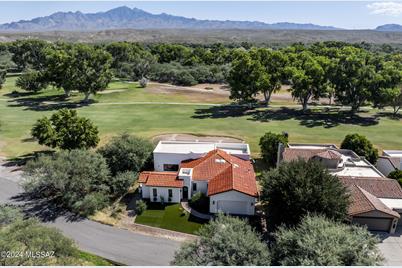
[6,93,95,111]
[11,193,84,223]
[192,104,254,119]
[3,150,54,167]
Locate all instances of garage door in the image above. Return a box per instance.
[353,217,392,232]
[217,200,248,215]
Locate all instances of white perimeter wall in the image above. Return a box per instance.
[209,190,256,215]
[153,152,204,171]
[141,185,181,203]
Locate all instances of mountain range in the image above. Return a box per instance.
[0,6,400,32]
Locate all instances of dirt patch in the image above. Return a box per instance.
[152,133,244,144]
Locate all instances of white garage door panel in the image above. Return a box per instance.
[353,217,392,231]
[217,200,248,215]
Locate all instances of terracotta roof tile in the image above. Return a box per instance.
[314,150,342,160]
[138,171,183,188]
[340,176,402,199]
[282,148,327,162]
[182,149,258,197]
[348,185,400,218]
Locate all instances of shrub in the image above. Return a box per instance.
[0,68,6,89]
[340,133,379,164]
[135,200,147,215]
[0,205,23,226]
[15,71,48,92]
[171,214,271,265]
[109,171,137,198]
[139,77,148,88]
[0,218,79,265]
[23,149,111,216]
[98,134,153,176]
[260,159,349,230]
[272,215,383,265]
[389,170,402,186]
[259,131,289,168]
[189,192,209,213]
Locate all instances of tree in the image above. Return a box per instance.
[260,159,349,230]
[340,133,379,164]
[259,132,289,168]
[109,171,137,198]
[285,51,330,112]
[31,109,99,150]
[389,170,402,186]
[15,71,48,92]
[272,215,383,266]
[98,134,153,176]
[9,39,49,71]
[22,149,111,216]
[251,48,288,105]
[171,214,271,266]
[44,44,112,101]
[0,67,5,89]
[0,218,80,265]
[329,46,377,114]
[227,50,264,104]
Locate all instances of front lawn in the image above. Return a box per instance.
[135,203,207,234]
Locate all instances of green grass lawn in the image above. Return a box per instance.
[77,250,119,266]
[0,76,401,157]
[135,203,207,234]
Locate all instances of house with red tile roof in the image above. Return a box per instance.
[278,143,402,233]
[139,144,258,216]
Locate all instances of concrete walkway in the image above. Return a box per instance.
[181,201,212,220]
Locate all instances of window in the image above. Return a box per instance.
[163,164,179,171]
[152,188,157,197]
[192,183,197,191]
[168,189,173,198]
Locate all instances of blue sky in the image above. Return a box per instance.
[0,1,401,29]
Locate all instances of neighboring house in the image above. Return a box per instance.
[278,143,402,233]
[139,141,258,216]
[376,150,402,176]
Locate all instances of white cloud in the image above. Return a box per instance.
[367,2,402,16]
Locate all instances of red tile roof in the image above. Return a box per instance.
[315,150,342,160]
[138,171,183,188]
[282,148,328,162]
[182,149,258,197]
[340,176,402,199]
[348,185,400,218]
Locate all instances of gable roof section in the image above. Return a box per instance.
[340,176,402,199]
[314,150,342,160]
[181,149,258,197]
[282,148,328,162]
[138,171,183,188]
[378,156,400,170]
[348,185,400,218]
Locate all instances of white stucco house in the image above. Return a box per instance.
[376,150,402,176]
[138,141,258,216]
[278,143,402,233]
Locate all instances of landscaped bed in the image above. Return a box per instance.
[135,203,208,234]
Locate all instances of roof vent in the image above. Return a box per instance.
[215,159,226,164]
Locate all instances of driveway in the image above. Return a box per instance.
[375,227,402,266]
[0,160,180,265]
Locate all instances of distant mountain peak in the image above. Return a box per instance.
[0,6,341,32]
[376,24,402,32]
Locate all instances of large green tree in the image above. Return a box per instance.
[0,67,5,89]
[227,50,265,104]
[98,134,153,176]
[45,44,112,101]
[285,51,330,112]
[15,71,48,92]
[260,159,349,229]
[23,149,111,216]
[272,215,383,266]
[31,109,99,150]
[171,214,271,266]
[251,48,288,105]
[9,39,49,71]
[329,46,377,113]
[340,133,379,164]
[259,131,289,168]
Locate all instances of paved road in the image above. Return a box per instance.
[0,161,180,265]
[374,229,402,266]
